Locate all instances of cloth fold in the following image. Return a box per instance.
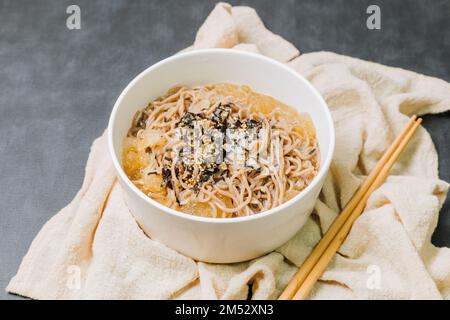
[7,3,450,300]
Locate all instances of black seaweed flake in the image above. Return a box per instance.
[161,168,173,189]
[199,165,219,184]
[246,119,261,129]
[211,104,231,127]
[179,112,202,129]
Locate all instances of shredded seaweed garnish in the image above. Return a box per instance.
[161,105,262,193]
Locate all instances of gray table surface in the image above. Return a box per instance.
[0,0,449,300]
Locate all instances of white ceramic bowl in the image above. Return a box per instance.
[108,49,335,263]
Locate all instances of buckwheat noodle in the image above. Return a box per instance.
[122,83,319,218]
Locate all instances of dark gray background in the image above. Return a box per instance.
[0,0,449,300]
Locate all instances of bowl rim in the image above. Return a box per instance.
[108,48,335,224]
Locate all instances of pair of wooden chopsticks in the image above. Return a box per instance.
[279,115,422,300]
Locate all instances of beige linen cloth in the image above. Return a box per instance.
[8,3,450,300]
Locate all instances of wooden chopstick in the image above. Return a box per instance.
[291,117,422,300]
[279,115,419,300]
